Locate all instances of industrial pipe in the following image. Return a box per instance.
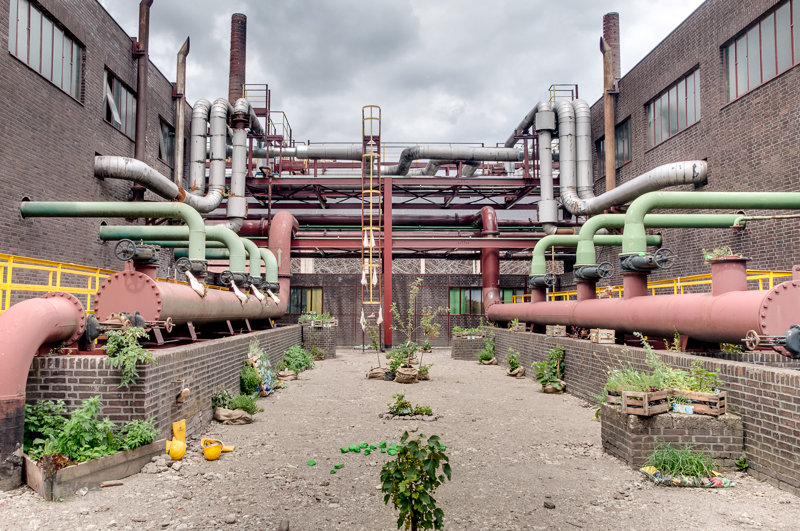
[383,146,522,176]
[131,0,154,201]
[20,202,207,271]
[268,211,299,315]
[94,157,180,201]
[529,234,663,278]
[184,98,232,213]
[189,98,212,195]
[173,247,279,285]
[0,292,86,489]
[174,37,190,187]
[477,206,500,309]
[622,192,800,255]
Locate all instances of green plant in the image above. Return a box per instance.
[228,393,264,414]
[506,348,521,371]
[116,419,158,451]
[24,400,67,457]
[644,442,716,477]
[532,345,565,390]
[310,346,326,361]
[390,278,447,369]
[664,329,682,352]
[366,322,381,352]
[418,364,432,378]
[298,310,335,323]
[735,454,749,472]
[452,326,481,335]
[720,343,743,354]
[476,328,495,363]
[507,318,520,330]
[477,350,494,362]
[412,405,433,416]
[240,362,262,395]
[212,389,233,409]
[687,359,721,392]
[380,431,451,531]
[702,246,741,260]
[102,327,156,389]
[422,338,432,352]
[388,394,413,416]
[278,345,315,373]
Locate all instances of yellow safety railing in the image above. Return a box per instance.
[0,253,115,314]
[546,269,793,301]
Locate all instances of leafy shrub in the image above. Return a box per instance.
[24,400,67,456]
[277,345,315,373]
[212,389,233,409]
[310,346,326,361]
[116,419,158,451]
[476,328,495,363]
[506,348,521,371]
[380,431,451,530]
[720,343,743,354]
[298,311,335,323]
[103,327,156,389]
[532,345,565,390]
[644,442,715,477]
[412,405,433,416]
[388,394,413,416]
[240,363,262,395]
[228,393,264,414]
[418,363,432,377]
[477,350,494,362]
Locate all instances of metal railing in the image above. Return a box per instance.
[0,253,115,314]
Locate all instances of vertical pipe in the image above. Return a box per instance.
[480,206,500,310]
[622,272,648,299]
[174,37,190,187]
[576,280,597,302]
[602,12,619,193]
[228,14,247,104]
[711,258,748,296]
[133,0,154,201]
[384,169,393,346]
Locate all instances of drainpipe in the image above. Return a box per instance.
[173,37,190,187]
[478,206,500,310]
[268,211,299,315]
[131,0,154,201]
[0,292,86,490]
[622,191,800,255]
[19,202,207,275]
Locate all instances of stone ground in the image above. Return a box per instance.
[3,347,800,530]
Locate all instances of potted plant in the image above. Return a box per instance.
[506,348,525,378]
[532,345,565,393]
[476,328,497,365]
[418,363,433,381]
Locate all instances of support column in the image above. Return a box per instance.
[384,172,392,347]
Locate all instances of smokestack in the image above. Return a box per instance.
[228,13,247,104]
[603,12,620,82]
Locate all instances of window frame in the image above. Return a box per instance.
[289,287,323,315]
[7,0,84,102]
[158,118,176,168]
[448,287,483,316]
[103,69,137,140]
[595,117,632,176]
[645,69,701,149]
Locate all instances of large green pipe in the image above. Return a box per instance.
[530,234,662,277]
[98,225,247,273]
[138,241,225,248]
[172,247,279,284]
[19,202,207,263]
[623,191,800,254]
[575,213,742,266]
[259,248,279,284]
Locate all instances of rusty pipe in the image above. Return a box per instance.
[268,211,298,314]
[132,0,154,201]
[0,292,86,489]
[477,206,501,310]
[174,37,190,187]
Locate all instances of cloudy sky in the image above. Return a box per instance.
[99,0,703,145]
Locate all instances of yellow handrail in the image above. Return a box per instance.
[0,253,116,314]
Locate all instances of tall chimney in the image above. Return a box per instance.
[603,12,620,82]
[228,13,247,103]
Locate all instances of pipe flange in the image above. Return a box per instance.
[264,282,280,292]
[529,273,556,288]
[42,291,86,345]
[177,259,207,276]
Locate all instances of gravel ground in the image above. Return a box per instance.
[2,347,800,530]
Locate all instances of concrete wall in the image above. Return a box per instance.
[26,326,302,436]
[490,328,800,495]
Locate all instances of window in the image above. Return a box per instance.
[595,118,632,174]
[104,70,137,139]
[449,288,482,315]
[645,70,700,148]
[289,287,322,314]
[724,0,800,102]
[501,289,524,303]
[8,0,83,100]
[159,119,175,167]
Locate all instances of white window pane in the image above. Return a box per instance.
[128,92,137,138]
[761,14,776,81]
[60,39,70,90]
[776,2,792,72]
[71,44,81,98]
[17,0,28,62]
[28,7,40,71]
[694,70,701,120]
[9,0,18,54]
[646,103,654,148]
[52,26,63,88]
[677,79,686,131]
[41,18,52,78]
[746,26,760,90]
[668,86,678,135]
[724,45,735,102]
[659,94,669,142]
[736,37,748,97]
[687,71,697,122]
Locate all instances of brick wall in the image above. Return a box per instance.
[589,0,800,288]
[490,328,800,495]
[451,337,484,361]
[301,324,337,359]
[0,0,191,269]
[25,326,302,436]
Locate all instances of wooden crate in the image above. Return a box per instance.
[672,390,726,416]
[590,328,616,344]
[621,390,670,416]
[606,391,621,405]
[509,322,526,332]
[545,325,566,337]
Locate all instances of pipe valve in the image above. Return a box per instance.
[574,262,613,280]
[529,273,556,288]
[619,248,675,273]
[175,257,207,277]
[218,271,250,288]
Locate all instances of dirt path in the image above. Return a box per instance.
[2,347,799,530]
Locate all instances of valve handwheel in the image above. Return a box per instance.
[744,330,760,350]
[543,273,556,287]
[219,271,233,285]
[596,262,613,279]
[114,239,137,261]
[653,248,676,269]
[175,257,192,273]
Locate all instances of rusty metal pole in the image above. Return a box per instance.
[173,37,190,187]
[132,0,154,200]
[228,14,247,104]
[602,12,620,193]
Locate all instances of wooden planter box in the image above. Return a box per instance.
[606,391,621,405]
[509,322,526,332]
[545,325,566,337]
[24,439,164,500]
[621,390,670,416]
[590,328,616,344]
[671,390,727,416]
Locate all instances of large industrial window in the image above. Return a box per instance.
[595,118,632,175]
[724,0,800,102]
[159,119,175,167]
[646,69,701,148]
[501,289,524,303]
[449,288,483,315]
[8,0,83,101]
[289,287,322,314]
[104,70,137,139]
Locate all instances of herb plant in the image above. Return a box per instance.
[24,400,67,456]
[103,327,156,389]
[644,442,716,477]
[477,328,495,362]
[418,364,432,378]
[387,394,433,417]
[240,362,262,395]
[212,389,233,409]
[506,348,521,371]
[532,345,565,390]
[380,431,451,531]
[116,419,158,451]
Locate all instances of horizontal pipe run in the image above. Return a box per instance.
[94,157,180,200]
[20,202,207,264]
[530,234,662,277]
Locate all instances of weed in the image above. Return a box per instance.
[532,345,565,390]
[240,363,262,395]
[720,343,744,354]
[644,441,716,477]
[388,394,433,417]
[211,389,233,410]
[735,455,749,472]
[228,393,264,414]
[277,345,315,373]
[506,348,521,371]
[102,327,156,389]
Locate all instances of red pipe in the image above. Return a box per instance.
[479,206,501,310]
[0,292,86,489]
[268,211,299,316]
